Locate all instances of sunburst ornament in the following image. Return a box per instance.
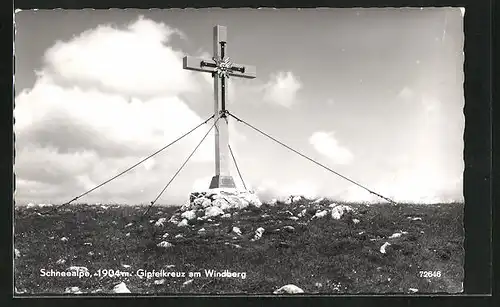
[212,56,233,78]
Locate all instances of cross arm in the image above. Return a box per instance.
[228,63,256,79]
[183,56,216,73]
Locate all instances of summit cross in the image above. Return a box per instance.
[183,25,257,189]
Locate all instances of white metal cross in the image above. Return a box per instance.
[183,25,257,189]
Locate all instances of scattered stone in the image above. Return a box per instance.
[283,226,295,232]
[297,209,307,217]
[261,213,270,218]
[212,198,231,210]
[149,220,155,223]
[181,210,197,220]
[162,233,169,238]
[408,288,419,293]
[201,198,212,208]
[198,228,206,233]
[410,217,422,221]
[232,227,242,236]
[122,264,131,268]
[169,216,180,224]
[315,282,323,288]
[125,233,130,237]
[225,242,242,248]
[331,281,343,291]
[157,241,174,248]
[124,222,133,228]
[358,231,365,235]
[83,242,92,246]
[155,218,167,227]
[193,197,209,207]
[380,242,391,254]
[331,205,353,220]
[177,219,189,227]
[154,279,165,285]
[113,282,131,293]
[175,234,183,239]
[182,279,194,287]
[313,198,325,204]
[389,231,408,239]
[313,210,328,219]
[253,227,265,240]
[352,219,360,224]
[49,236,55,239]
[88,251,94,256]
[273,284,304,294]
[221,213,231,219]
[165,264,175,269]
[288,216,299,221]
[284,210,294,216]
[56,258,66,265]
[205,206,224,218]
[60,237,69,242]
[64,286,82,294]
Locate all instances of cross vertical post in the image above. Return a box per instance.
[212,25,231,188]
[183,25,257,190]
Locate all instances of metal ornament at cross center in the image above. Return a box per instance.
[182,25,257,190]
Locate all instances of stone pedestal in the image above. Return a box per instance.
[208,175,236,189]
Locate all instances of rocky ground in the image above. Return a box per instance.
[14,196,464,295]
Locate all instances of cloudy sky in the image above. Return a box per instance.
[14,8,465,206]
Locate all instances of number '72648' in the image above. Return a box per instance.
[419,271,442,278]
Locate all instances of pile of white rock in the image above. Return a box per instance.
[168,189,262,227]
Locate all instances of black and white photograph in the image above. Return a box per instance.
[14,8,465,295]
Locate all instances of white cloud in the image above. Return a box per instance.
[421,94,441,113]
[262,71,302,107]
[309,131,353,165]
[397,86,414,100]
[43,16,197,98]
[15,76,210,158]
